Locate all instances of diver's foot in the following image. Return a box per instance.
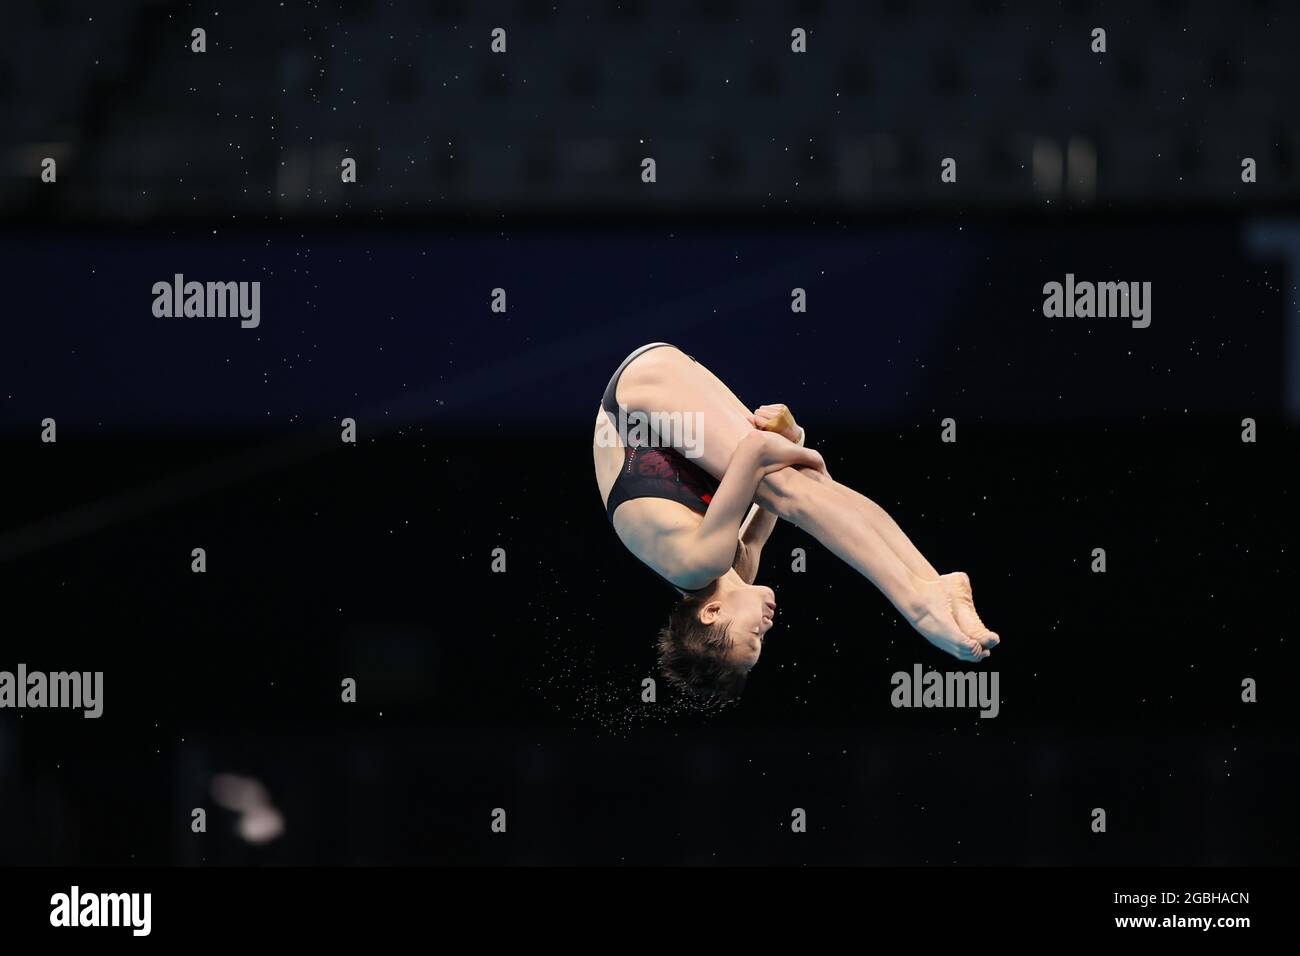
[941,571,1000,651]
[909,577,990,662]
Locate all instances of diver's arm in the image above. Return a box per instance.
[674,431,824,588]
[734,505,779,583]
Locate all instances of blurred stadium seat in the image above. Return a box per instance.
[1,0,1296,221]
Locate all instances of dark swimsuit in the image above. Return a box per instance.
[601,343,738,595]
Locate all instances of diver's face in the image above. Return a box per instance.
[699,581,777,670]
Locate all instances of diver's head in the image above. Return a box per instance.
[655,569,777,701]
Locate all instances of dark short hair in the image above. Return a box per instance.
[655,582,748,702]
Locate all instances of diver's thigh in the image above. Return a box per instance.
[617,348,754,480]
[691,359,758,421]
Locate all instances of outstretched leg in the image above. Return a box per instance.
[655,350,963,593]
[754,467,992,661]
[795,468,999,648]
[617,346,993,661]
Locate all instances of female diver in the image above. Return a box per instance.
[593,342,999,700]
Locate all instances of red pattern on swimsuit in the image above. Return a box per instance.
[624,446,718,511]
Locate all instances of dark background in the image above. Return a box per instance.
[1,0,1297,865]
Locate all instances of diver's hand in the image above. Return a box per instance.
[747,403,804,445]
[745,429,826,476]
